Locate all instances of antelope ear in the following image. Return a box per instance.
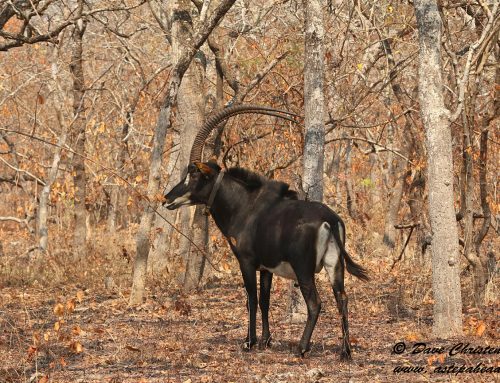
[194,162,215,176]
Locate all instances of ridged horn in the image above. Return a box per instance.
[189,104,301,163]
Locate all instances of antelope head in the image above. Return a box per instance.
[163,104,300,211]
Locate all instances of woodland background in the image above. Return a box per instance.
[0,0,498,382]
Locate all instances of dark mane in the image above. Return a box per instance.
[226,167,264,189]
[226,167,297,199]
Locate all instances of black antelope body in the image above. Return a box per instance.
[164,105,369,359]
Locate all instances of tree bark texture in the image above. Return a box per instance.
[460,95,487,305]
[107,114,130,232]
[290,0,325,324]
[344,138,358,220]
[382,37,419,252]
[302,0,325,202]
[414,0,463,337]
[471,36,499,301]
[169,0,208,291]
[382,123,406,250]
[38,130,67,252]
[129,0,236,305]
[183,206,208,291]
[148,135,181,274]
[383,165,404,249]
[37,46,67,252]
[70,7,87,261]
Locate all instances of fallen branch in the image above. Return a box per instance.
[395,222,420,229]
[390,225,416,271]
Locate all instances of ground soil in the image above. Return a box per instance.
[1,264,498,383]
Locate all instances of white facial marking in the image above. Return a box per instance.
[166,192,192,208]
[183,173,191,186]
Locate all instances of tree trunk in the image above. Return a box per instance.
[382,119,401,248]
[368,151,379,211]
[407,168,431,261]
[107,114,130,232]
[129,0,237,305]
[70,8,87,261]
[183,207,208,291]
[471,37,499,303]
[344,139,358,220]
[414,0,463,337]
[164,0,208,291]
[130,104,179,305]
[148,136,181,274]
[381,37,418,253]
[38,129,67,252]
[290,0,325,323]
[460,97,487,305]
[301,0,325,202]
[383,167,404,249]
[38,46,67,252]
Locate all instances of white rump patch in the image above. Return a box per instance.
[319,222,341,284]
[338,221,344,246]
[260,222,341,282]
[316,222,330,273]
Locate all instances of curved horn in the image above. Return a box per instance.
[189,104,301,163]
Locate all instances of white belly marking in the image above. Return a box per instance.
[260,262,297,280]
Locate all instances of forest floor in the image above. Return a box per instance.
[1,253,498,383]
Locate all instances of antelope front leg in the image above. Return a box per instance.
[239,261,258,350]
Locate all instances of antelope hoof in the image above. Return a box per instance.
[259,335,272,349]
[340,349,352,361]
[242,337,257,351]
[296,345,310,357]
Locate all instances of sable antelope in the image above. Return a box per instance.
[164,105,369,359]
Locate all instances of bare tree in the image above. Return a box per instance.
[129,0,237,305]
[38,133,66,251]
[70,2,87,260]
[414,0,462,337]
[0,0,74,51]
[169,0,208,291]
[290,0,325,323]
[447,1,500,304]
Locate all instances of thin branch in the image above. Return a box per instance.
[238,51,289,101]
[208,35,240,94]
[0,156,46,185]
[325,135,413,164]
[450,2,500,122]
[0,1,147,51]
[0,19,73,51]
[395,222,421,229]
[0,216,29,227]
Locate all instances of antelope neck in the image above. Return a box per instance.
[205,170,225,214]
